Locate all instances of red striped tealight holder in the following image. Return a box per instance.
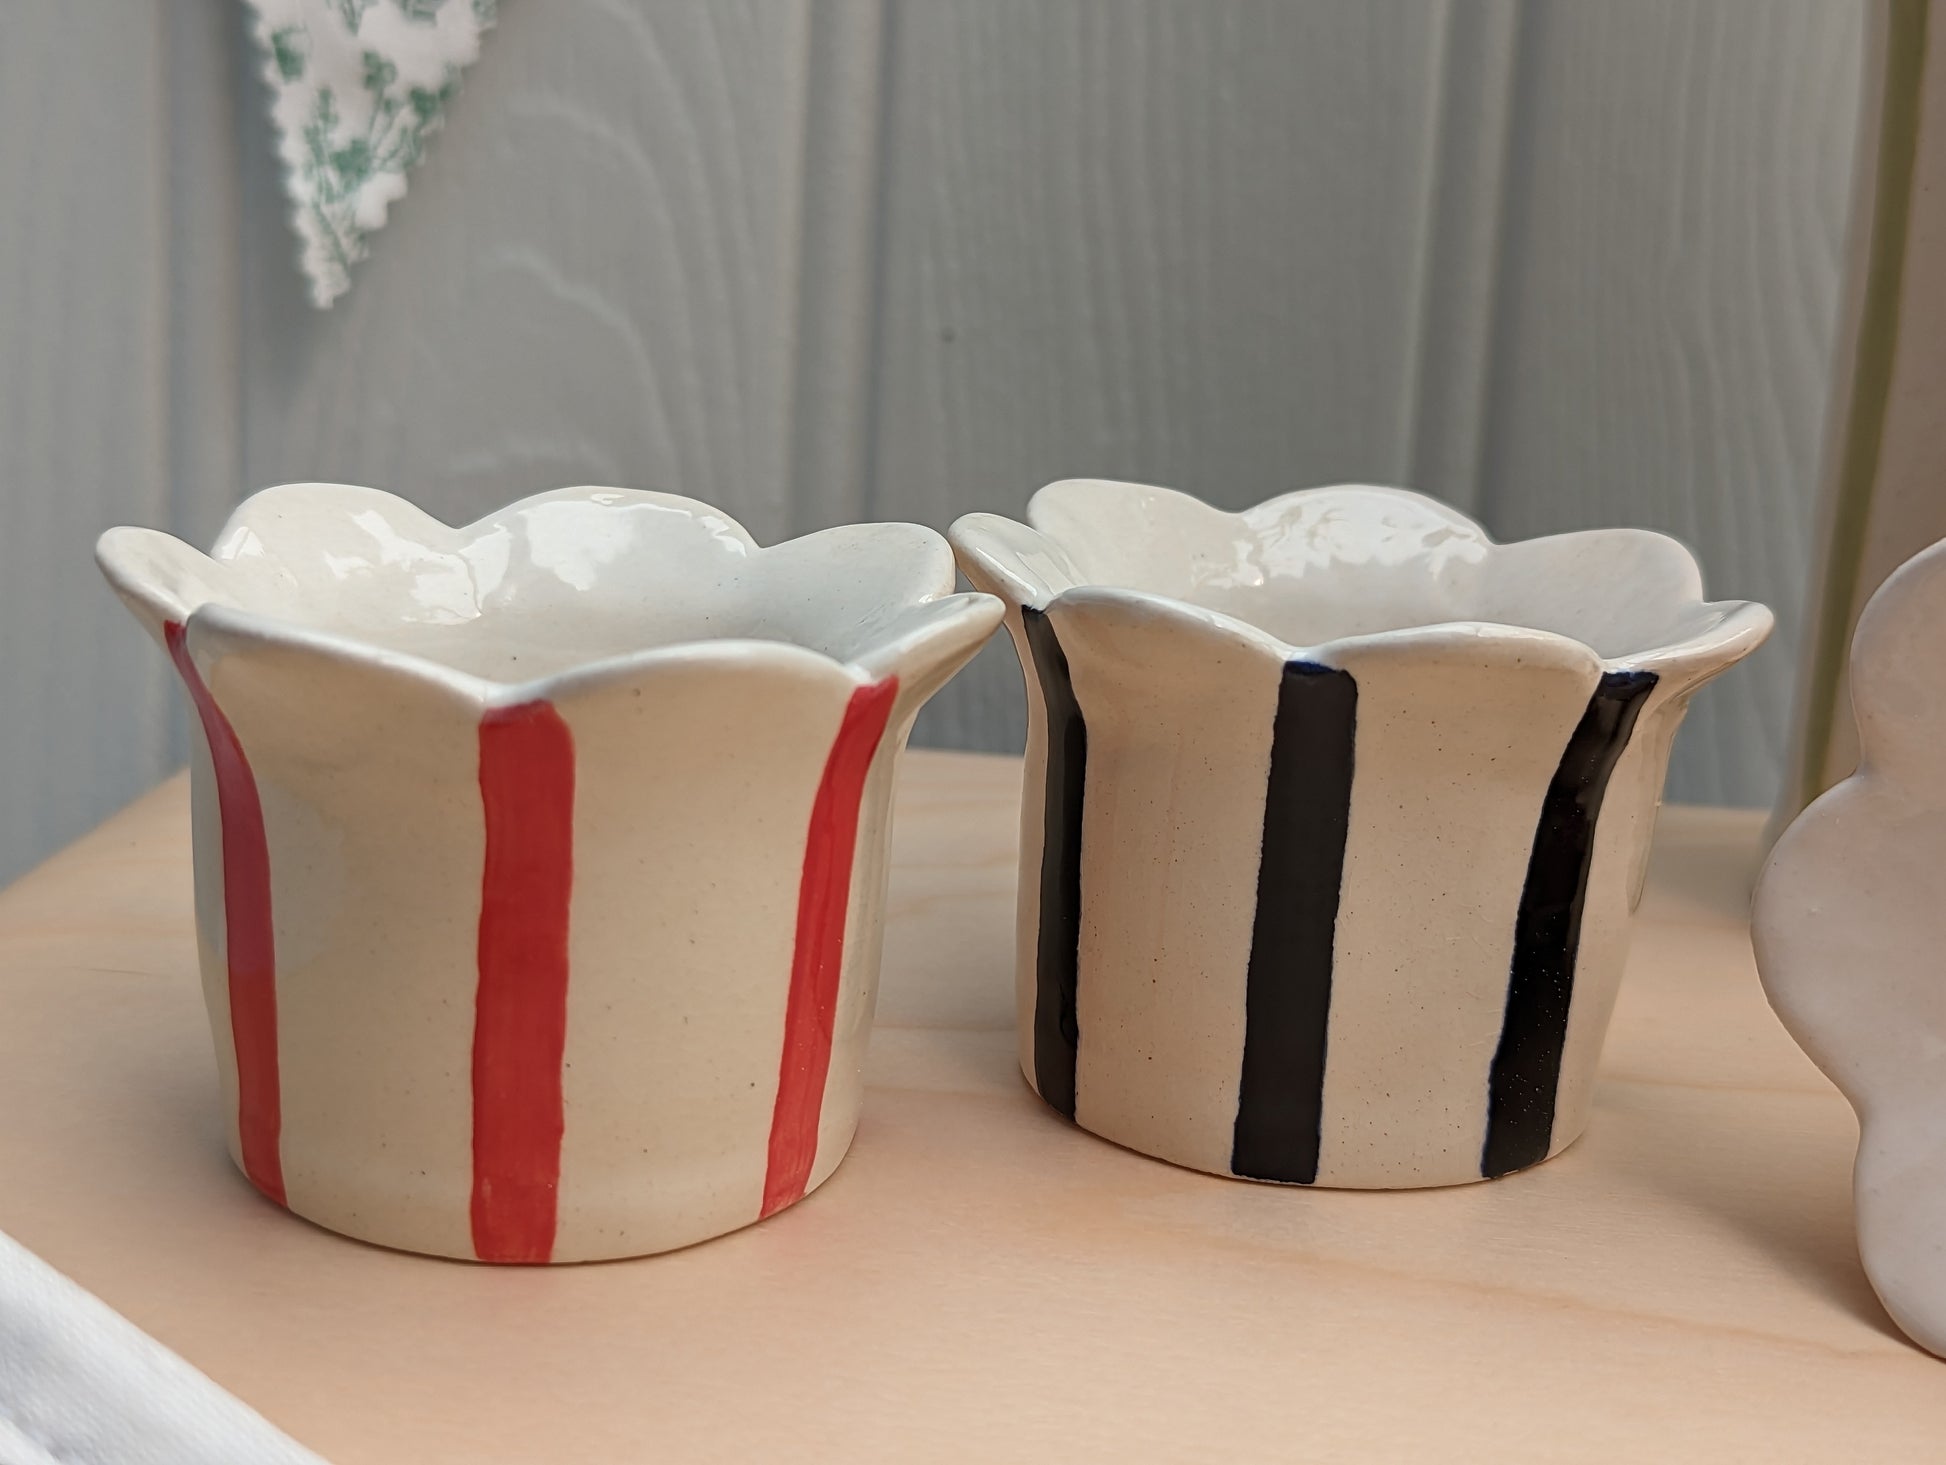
[98,484,1000,1261]
[953,480,1771,1190]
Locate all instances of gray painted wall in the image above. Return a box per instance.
[1,0,1865,884]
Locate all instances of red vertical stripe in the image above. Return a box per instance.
[164,621,285,1206]
[472,701,576,1263]
[761,678,899,1219]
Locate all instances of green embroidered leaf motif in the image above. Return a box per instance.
[256,0,499,306]
[294,87,361,279]
[269,25,309,82]
[301,86,342,187]
[361,49,397,97]
[329,138,374,188]
[331,0,376,32]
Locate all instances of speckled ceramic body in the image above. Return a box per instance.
[952,481,1770,1189]
[98,485,1000,1261]
[1754,537,1946,1357]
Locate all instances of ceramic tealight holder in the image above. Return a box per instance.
[98,484,1001,1262]
[952,480,1771,1189]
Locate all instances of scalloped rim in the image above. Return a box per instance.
[950,479,1773,682]
[99,483,1000,705]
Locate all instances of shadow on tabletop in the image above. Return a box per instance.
[1601,1080,1910,1352]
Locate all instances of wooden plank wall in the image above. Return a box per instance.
[0,0,1865,882]
[1480,0,1867,807]
[0,7,175,884]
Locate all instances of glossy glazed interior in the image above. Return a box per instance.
[996,480,1748,661]
[107,485,960,682]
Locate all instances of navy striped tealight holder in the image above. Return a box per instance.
[951,480,1770,1189]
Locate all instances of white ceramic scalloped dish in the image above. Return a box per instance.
[952,479,1771,1189]
[1754,535,1946,1356]
[98,484,1001,1262]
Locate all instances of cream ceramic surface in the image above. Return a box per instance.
[1754,536,1946,1357]
[97,485,1000,1262]
[952,480,1771,1188]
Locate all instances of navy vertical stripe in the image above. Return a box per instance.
[1482,669,1659,1178]
[1021,608,1085,1120]
[1231,661,1359,1184]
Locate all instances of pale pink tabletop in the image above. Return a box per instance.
[0,751,1939,1462]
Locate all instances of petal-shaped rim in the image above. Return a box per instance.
[100,483,1001,704]
[182,600,871,712]
[1031,479,1490,563]
[1047,583,1615,681]
[210,482,766,564]
[950,479,1773,690]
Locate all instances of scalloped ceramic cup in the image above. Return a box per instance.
[98,485,1001,1262]
[951,481,1771,1189]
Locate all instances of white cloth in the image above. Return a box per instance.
[0,1229,327,1465]
[246,0,500,307]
